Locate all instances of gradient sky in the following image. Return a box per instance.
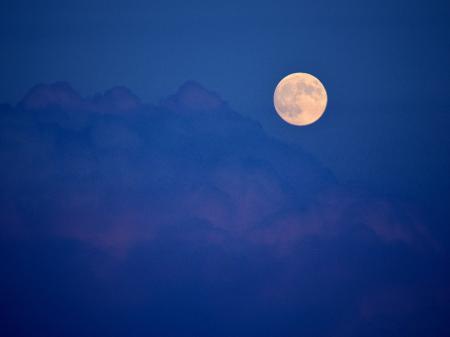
[1,0,450,336]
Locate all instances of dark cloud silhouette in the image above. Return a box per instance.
[0,82,448,336]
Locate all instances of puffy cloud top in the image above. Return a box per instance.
[19,82,83,111]
[19,82,141,114]
[162,81,225,112]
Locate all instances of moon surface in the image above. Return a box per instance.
[274,73,327,126]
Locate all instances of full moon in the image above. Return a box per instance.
[274,73,327,126]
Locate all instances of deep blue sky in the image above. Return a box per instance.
[1,0,450,336]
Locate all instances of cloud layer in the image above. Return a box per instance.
[0,82,448,337]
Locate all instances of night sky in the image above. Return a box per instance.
[1,0,450,336]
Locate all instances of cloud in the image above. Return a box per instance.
[19,82,83,111]
[161,81,225,112]
[90,86,141,114]
[0,81,447,337]
[19,82,141,114]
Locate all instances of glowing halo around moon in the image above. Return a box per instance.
[274,72,328,126]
